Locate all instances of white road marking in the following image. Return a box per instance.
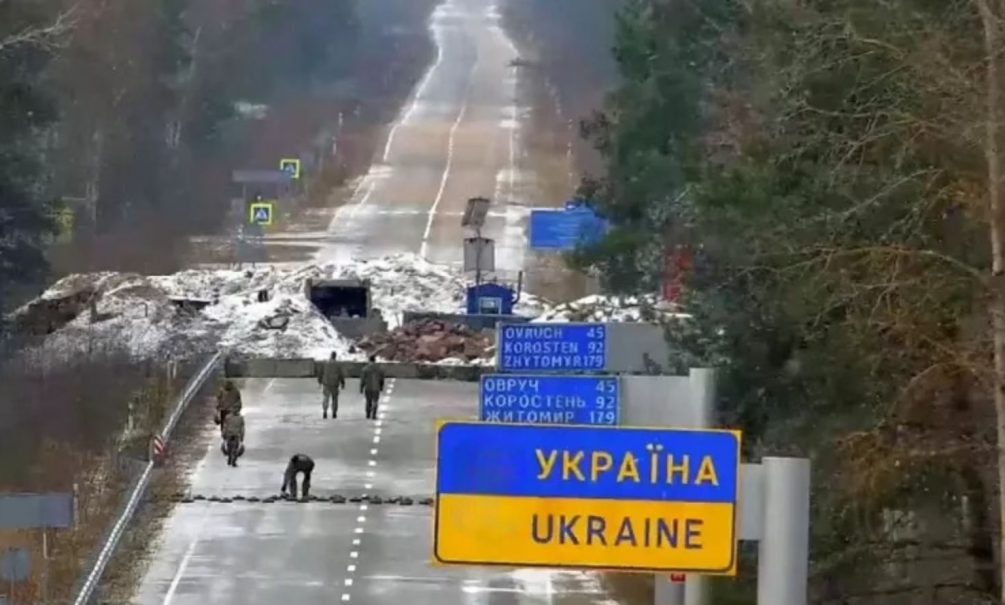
[419,54,479,259]
[341,594,351,602]
[373,436,381,444]
[357,515,366,523]
[355,527,364,534]
[365,483,373,490]
[350,551,359,558]
[348,564,357,573]
[370,448,378,455]
[353,538,361,546]
[366,471,375,478]
[161,527,202,605]
[360,504,369,511]
[368,460,377,467]
[345,579,354,587]
[382,8,445,161]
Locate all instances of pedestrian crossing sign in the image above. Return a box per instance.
[249,201,274,226]
[279,158,301,179]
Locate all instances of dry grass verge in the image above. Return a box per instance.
[0,342,187,604]
[97,380,219,603]
[604,572,654,605]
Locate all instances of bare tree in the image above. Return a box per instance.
[0,3,79,55]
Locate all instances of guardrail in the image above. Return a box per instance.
[71,351,223,605]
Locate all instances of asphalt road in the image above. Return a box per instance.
[316,0,530,273]
[133,379,615,605]
[130,0,619,601]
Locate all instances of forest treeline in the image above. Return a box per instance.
[577,0,1005,602]
[0,0,373,312]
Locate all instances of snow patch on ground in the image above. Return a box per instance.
[532,293,690,324]
[11,254,685,365]
[10,254,547,363]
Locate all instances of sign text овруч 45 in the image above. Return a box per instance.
[433,422,742,574]
[497,324,606,372]
[479,374,619,425]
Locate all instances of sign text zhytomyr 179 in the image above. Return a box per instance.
[498,324,606,372]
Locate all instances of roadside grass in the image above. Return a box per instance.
[0,341,185,604]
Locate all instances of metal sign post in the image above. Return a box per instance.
[461,197,492,285]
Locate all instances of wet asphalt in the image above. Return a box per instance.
[132,379,616,605]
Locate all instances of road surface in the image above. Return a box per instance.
[316,0,530,272]
[133,379,615,605]
[130,0,617,602]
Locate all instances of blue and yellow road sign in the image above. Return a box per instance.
[434,422,741,574]
[279,158,301,179]
[249,201,274,226]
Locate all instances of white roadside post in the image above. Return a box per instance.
[757,457,811,605]
[682,368,714,605]
[651,367,716,605]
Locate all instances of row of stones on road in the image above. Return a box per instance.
[159,493,436,506]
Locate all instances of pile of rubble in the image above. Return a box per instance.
[356,319,494,363]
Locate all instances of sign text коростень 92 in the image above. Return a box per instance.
[434,422,742,574]
[479,374,619,426]
[498,324,606,372]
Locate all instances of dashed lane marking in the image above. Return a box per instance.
[343,380,393,603]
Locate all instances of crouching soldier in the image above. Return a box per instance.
[317,352,346,419]
[360,356,385,420]
[215,380,243,427]
[281,453,315,500]
[221,409,245,467]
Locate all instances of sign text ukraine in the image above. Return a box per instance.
[434,422,741,573]
[479,374,619,425]
[498,323,606,372]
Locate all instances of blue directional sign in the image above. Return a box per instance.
[497,323,606,372]
[434,422,743,574]
[480,374,619,425]
[529,205,609,251]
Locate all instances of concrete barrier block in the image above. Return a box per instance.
[224,356,492,381]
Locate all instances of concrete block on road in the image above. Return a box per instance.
[224,357,492,382]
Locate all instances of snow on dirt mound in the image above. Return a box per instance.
[532,294,690,323]
[10,254,545,363]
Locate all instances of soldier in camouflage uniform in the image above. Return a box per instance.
[359,356,385,420]
[317,351,346,419]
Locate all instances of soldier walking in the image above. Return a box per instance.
[222,409,245,467]
[215,380,243,427]
[318,351,346,419]
[360,355,385,420]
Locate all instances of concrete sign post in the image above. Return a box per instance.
[757,457,811,605]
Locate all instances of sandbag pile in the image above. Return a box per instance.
[356,319,494,362]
